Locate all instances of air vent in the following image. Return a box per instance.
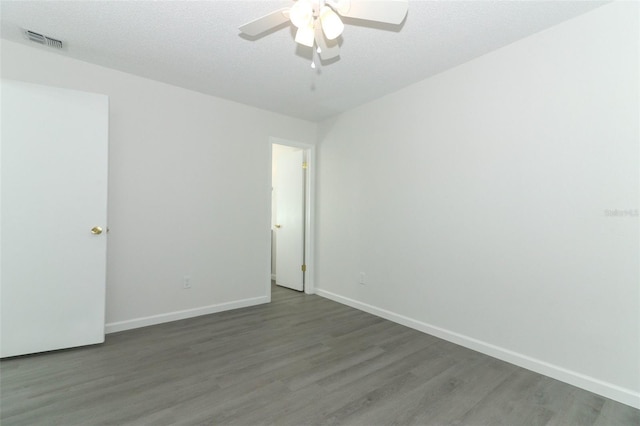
[24,30,63,49]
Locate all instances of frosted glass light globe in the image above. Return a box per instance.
[295,23,315,47]
[320,6,344,40]
[290,0,314,29]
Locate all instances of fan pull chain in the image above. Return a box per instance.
[311,42,318,69]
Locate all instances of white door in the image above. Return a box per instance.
[1,80,109,358]
[274,149,305,291]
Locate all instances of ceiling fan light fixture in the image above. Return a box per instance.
[290,0,314,28]
[319,6,344,40]
[239,0,408,64]
[295,24,315,47]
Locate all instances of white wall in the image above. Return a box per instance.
[1,39,317,331]
[316,2,639,408]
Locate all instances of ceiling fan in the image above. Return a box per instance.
[239,0,408,63]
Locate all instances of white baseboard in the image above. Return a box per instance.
[105,296,269,334]
[316,288,640,409]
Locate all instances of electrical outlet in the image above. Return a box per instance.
[359,272,366,285]
[183,275,192,289]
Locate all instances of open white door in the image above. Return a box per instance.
[274,149,305,291]
[1,80,109,358]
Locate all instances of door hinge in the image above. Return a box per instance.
[301,264,307,272]
[302,162,308,169]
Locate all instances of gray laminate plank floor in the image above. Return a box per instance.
[1,284,638,425]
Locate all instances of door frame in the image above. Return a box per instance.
[269,137,316,296]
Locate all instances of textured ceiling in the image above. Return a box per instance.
[0,0,607,122]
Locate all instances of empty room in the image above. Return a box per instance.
[1,0,638,425]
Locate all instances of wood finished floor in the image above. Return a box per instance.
[1,285,638,426]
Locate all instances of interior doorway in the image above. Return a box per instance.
[270,138,315,296]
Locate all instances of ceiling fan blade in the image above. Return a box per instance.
[239,8,291,37]
[315,23,340,60]
[336,0,408,25]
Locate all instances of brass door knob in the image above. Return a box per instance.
[91,226,103,235]
[274,224,282,229]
